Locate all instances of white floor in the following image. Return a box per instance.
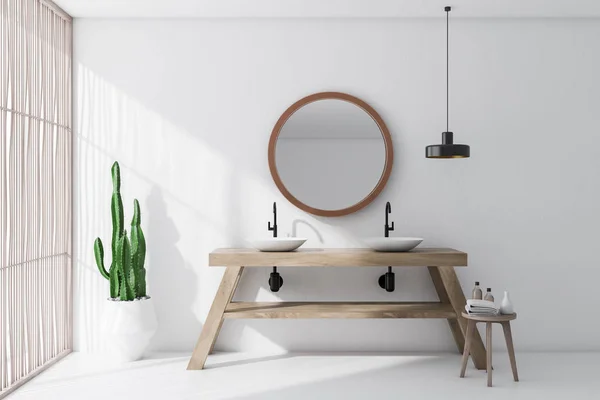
[7,352,599,399]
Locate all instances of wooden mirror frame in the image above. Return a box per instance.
[268,92,394,217]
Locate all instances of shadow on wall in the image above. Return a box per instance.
[291,219,324,243]
[146,187,201,351]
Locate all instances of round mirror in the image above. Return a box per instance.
[269,92,393,217]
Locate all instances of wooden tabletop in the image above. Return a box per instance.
[209,248,467,267]
[461,312,517,322]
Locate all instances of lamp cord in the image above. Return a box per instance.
[446,7,449,133]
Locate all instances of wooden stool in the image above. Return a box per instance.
[460,312,518,387]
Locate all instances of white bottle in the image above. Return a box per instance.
[500,291,514,314]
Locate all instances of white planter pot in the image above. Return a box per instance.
[100,297,157,362]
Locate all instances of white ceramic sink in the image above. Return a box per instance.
[364,237,423,252]
[249,237,307,252]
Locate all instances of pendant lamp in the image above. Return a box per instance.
[426,6,470,159]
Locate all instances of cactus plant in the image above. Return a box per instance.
[94,162,147,300]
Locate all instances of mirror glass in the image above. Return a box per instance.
[271,93,392,216]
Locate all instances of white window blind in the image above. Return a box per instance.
[0,0,72,397]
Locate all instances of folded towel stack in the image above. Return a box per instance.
[465,299,499,316]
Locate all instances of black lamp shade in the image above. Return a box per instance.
[426,7,471,160]
[425,132,470,158]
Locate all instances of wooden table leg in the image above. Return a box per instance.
[502,321,519,382]
[460,320,476,378]
[486,322,493,387]
[187,266,244,370]
[429,266,487,370]
[428,267,464,353]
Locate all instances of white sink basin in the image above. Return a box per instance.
[364,237,423,252]
[249,237,307,252]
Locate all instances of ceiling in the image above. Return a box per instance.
[53,0,600,19]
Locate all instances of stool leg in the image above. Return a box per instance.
[460,320,476,378]
[502,322,519,382]
[486,322,492,387]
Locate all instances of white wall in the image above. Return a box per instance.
[74,18,600,353]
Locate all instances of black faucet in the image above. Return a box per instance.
[385,201,394,238]
[267,202,283,292]
[379,201,396,292]
[268,202,277,238]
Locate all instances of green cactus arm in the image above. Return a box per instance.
[116,236,125,300]
[119,275,128,301]
[131,198,141,225]
[117,232,136,301]
[116,237,127,301]
[130,199,147,297]
[124,233,137,300]
[137,268,146,298]
[93,238,110,280]
[138,228,147,296]
[109,261,120,298]
[110,191,124,254]
[111,161,121,192]
[110,162,124,272]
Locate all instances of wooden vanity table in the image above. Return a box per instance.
[187,248,487,370]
